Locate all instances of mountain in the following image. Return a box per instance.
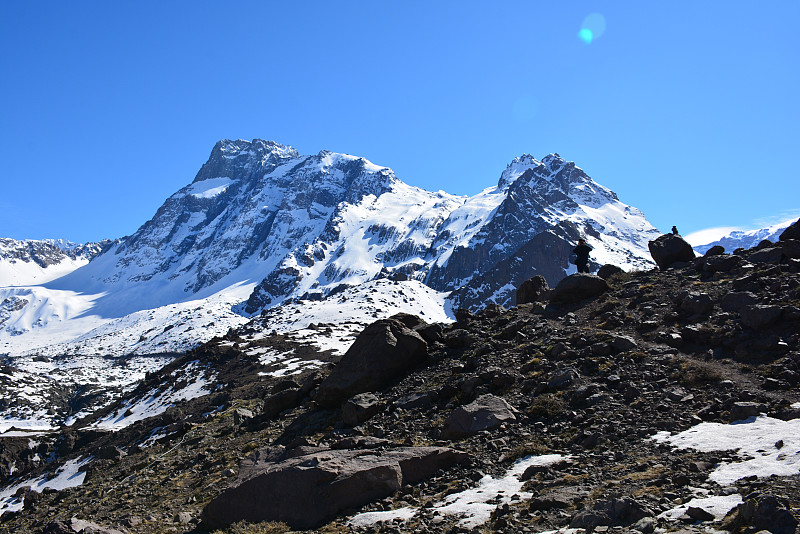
[2,237,798,532]
[2,139,660,361]
[0,238,113,286]
[694,220,794,255]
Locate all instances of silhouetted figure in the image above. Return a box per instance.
[573,238,593,273]
[672,226,679,235]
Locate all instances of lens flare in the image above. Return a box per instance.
[578,28,594,44]
[579,13,606,44]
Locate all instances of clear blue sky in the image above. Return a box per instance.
[2,1,798,243]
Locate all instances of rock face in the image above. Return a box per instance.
[315,318,427,407]
[516,275,550,305]
[549,273,609,304]
[648,233,696,269]
[202,446,468,530]
[42,143,659,319]
[443,394,517,439]
[780,218,800,241]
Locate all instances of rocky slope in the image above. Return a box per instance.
[1,227,799,534]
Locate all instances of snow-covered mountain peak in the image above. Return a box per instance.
[497,154,542,189]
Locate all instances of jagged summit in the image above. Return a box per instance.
[3,140,659,357]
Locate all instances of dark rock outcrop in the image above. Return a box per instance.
[315,318,427,407]
[779,218,800,241]
[516,275,550,305]
[596,264,624,280]
[202,446,467,530]
[648,233,696,269]
[549,273,609,304]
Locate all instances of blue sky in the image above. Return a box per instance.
[1,1,798,244]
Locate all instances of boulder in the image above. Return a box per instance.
[596,264,624,280]
[316,318,427,407]
[202,446,467,530]
[720,291,759,314]
[696,253,744,273]
[749,247,784,264]
[723,494,798,534]
[549,274,609,304]
[704,245,725,256]
[648,234,696,269]
[443,394,517,439]
[779,218,800,241]
[680,292,714,316]
[740,304,782,330]
[516,275,550,305]
[342,393,381,427]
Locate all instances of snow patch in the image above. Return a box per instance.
[652,415,800,484]
[0,456,90,516]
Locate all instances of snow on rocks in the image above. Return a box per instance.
[652,415,800,485]
[0,456,90,516]
[91,360,215,431]
[348,454,569,529]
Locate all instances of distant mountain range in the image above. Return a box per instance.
[2,139,661,360]
[693,220,795,255]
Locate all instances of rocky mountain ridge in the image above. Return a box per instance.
[1,221,799,534]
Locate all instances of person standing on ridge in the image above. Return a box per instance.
[573,238,592,273]
[672,225,679,235]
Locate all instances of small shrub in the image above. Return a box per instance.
[527,394,567,420]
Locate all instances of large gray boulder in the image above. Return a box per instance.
[202,446,467,530]
[648,233,696,269]
[443,394,517,439]
[316,318,427,407]
[549,273,609,304]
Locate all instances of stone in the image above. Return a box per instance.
[749,247,784,264]
[342,392,381,427]
[548,367,579,389]
[704,245,725,256]
[549,273,609,304]
[720,291,759,313]
[516,275,550,305]
[740,304,782,329]
[697,253,744,273]
[686,506,715,521]
[68,518,126,534]
[680,292,713,316]
[779,218,800,241]
[262,388,302,418]
[596,264,624,280]
[648,233,696,269]
[442,394,517,439]
[202,446,467,530]
[610,335,637,352]
[723,494,798,534]
[233,408,254,425]
[730,401,766,422]
[316,318,427,407]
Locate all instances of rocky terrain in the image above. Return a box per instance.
[1,220,799,534]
